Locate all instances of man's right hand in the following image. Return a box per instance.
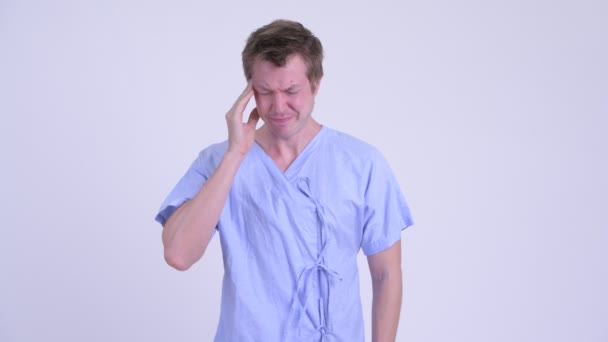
[225,82,260,156]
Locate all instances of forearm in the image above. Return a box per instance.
[368,240,403,342]
[371,269,402,342]
[162,151,244,270]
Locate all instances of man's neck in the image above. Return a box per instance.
[255,121,322,172]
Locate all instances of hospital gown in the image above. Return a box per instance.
[156,126,413,341]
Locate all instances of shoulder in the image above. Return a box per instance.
[320,128,399,188]
[321,127,386,164]
[192,140,229,171]
[198,140,228,158]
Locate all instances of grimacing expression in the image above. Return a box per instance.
[251,54,320,139]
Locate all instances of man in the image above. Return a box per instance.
[156,19,413,341]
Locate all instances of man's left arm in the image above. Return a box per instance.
[367,239,403,342]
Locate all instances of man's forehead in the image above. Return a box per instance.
[251,59,309,88]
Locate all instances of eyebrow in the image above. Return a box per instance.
[254,84,301,93]
[253,85,274,94]
[254,84,271,92]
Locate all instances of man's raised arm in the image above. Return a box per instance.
[162,83,259,271]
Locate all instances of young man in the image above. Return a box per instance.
[156,19,413,341]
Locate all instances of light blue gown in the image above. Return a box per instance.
[156,127,413,341]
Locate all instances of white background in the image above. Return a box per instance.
[1,0,606,341]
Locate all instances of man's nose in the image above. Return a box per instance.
[272,93,287,113]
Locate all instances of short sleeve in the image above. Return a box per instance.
[360,151,414,256]
[154,143,226,226]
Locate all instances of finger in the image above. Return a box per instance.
[246,108,260,128]
[227,83,255,121]
[234,82,254,111]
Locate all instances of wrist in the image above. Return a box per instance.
[222,148,247,164]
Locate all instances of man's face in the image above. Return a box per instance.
[251,54,320,140]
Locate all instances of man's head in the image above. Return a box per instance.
[242,19,324,92]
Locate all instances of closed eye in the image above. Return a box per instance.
[285,88,300,95]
